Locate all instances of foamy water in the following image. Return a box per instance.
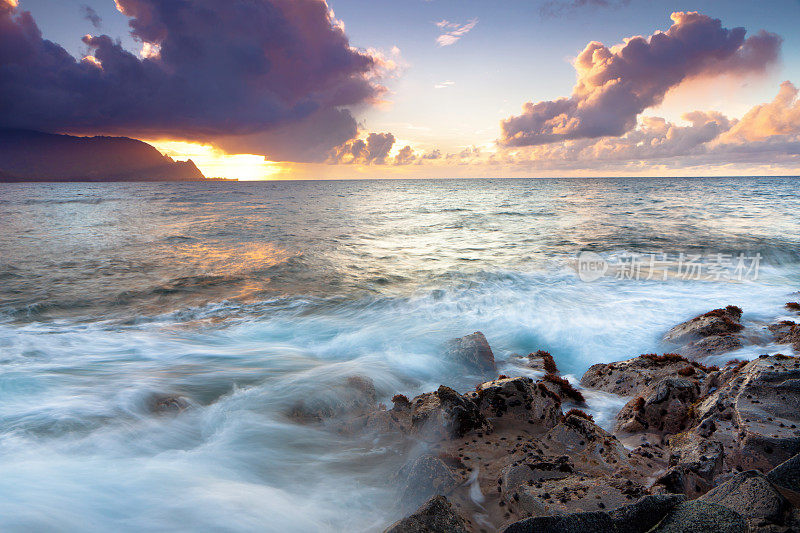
[1,178,799,531]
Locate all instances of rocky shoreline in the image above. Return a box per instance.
[288,301,800,532]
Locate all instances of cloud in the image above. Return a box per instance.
[81,4,102,28]
[434,81,455,89]
[500,12,782,147]
[393,145,416,165]
[719,81,800,143]
[328,132,396,164]
[540,0,630,18]
[497,82,800,170]
[436,18,477,46]
[0,0,390,161]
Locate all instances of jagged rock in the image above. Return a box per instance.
[445,331,496,374]
[663,306,745,357]
[671,439,724,483]
[768,321,800,350]
[384,495,469,533]
[683,335,743,358]
[288,375,377,422]
[698,470,791,529]
[767,452,800,495]
[654,466,688,495]
[664,306,744,344]
[656,440,724,496]
[651,501,747,533]
[499,457,573,497]
[608,495,685,533]
[580,353,708,396]
[501,494,684,533]
[690,355,800,472]
[511,473,646,518]
[400,455,459,509]
[501,511,614,533]
[526,350,559,373]
[410,385,489,440]
[543,413,629,474]
[615,377,699,435]
[471,377,561,431]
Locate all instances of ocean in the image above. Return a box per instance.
[1,178,799,531]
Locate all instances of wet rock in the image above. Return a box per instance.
[654,466,688,495]
[499,457,573,496]
[526,350,559,374]
[540,374,586,404]
[580,353,707,396]
[683,334,743,359]
[543,413,629,474]
[410,385,490,440]
[664,306,744,344]
[384,495,469,533]
[663,306,745,357]
[608,494,685,533]
[288,375,377,423]
[471,376,561,432]
[768,321,800,351]
[400,455,459,509]
[501,511,614,533]
[446,331,496,374]
[698,470,791,529]
[512,473,645,518]
[656,439,724,496]
[502,494,683,533]
[691,355,800,472]
[149,394,190,414]
[615,377,699,435]
[651,501,747,533]
[766,452,800,495]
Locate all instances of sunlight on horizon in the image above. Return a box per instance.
[147,139,284,181]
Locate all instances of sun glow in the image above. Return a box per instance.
[146,140,284,181]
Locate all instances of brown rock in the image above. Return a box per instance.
[768,321,800,351]
[580,353,706,396]
[472,376,561,432]
[664,306,744,344]
[411,385,490,440]
[615,377,699,435]
[446,331,496,374]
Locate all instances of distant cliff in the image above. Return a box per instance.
[0,130,211,182]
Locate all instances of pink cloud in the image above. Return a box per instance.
[500,12,782,147]
[435,19,477,47]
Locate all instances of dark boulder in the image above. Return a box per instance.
[651,501,747,533]
[698,470,792,528]
[384,495,469,533]
[411,385,489,440]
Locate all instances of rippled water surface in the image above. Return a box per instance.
[1,178,799,531]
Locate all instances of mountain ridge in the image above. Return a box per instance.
[0,130,224,182]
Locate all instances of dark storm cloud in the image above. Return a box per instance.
[0,0,386,159]
[81,4,102,28]
[500,12,782,147]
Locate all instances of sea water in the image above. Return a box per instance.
[1,178,799,531]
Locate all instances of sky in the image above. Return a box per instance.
[2,0,800,179]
